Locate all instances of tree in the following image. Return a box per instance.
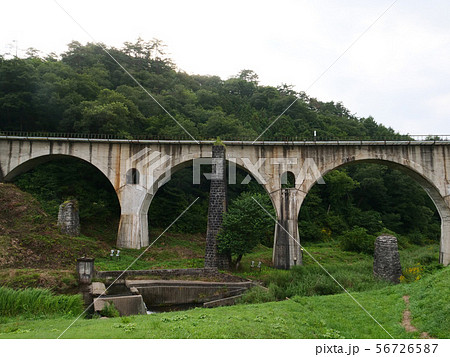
[217,192,274,268]
[73,89,145,135]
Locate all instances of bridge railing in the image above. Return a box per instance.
[0,131,450,143]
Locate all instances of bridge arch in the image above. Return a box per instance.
[281,171,296,189]
[4,153,116,193]
[3,153,121,235]
[126,168,140,185]
[297,157,450,266]
[116,155,278,250]
[150,156,276,217]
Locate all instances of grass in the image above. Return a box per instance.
[0,269,78,292]
[407,268,450,337]
[0,287,83,318]
[233,242,441,302]
[0,183,110,270]
[94,230,206,271]
[0,266,448,338]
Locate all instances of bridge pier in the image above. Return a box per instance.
[205,145,229,269]
[273,188,302,269]
[440,203,450,266]
[116,186,151,249]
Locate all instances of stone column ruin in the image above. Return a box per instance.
[58,199,80,236]
[373,234,402,283]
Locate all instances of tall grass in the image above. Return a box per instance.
[0,287,84,317]
[241,243,442,304]
[242,261,393,302]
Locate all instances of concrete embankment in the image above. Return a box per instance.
[126,279,253,306]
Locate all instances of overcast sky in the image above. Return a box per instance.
[1,0,450,135]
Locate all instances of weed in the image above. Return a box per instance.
[113,322,136,332]
[99,302,119,318]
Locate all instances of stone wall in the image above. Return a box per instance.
[95,267,247,282]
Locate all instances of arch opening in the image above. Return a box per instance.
[281,171,295,189]
[126,168,140,185]
[299,159,444,263]
[7,155,121,243]
[145,158,276,267]
[148,158,274,230]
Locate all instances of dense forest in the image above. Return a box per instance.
[0,38,440,252]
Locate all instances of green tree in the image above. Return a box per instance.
[217,192,274,268]
[73,89,145,135]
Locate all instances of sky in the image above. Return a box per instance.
[1,0,450,135]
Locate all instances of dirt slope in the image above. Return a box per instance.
[0,183,107,269]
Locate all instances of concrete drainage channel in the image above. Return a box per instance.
[88,268,255,316]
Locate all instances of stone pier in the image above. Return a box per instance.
[205,144,229,269]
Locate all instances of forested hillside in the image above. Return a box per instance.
[0,39,440,249]
[0,38,403,140]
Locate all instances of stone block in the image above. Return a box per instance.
[94,295,147,316]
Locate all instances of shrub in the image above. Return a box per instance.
[338,227,376,254]
[99,301,120,318]
[298,221,327,242]
[217,192,274,267]
[407,231,427,246]
[400,264,424,283]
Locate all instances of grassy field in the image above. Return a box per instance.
[0,266,448,339]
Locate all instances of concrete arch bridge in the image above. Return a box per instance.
[1,135,449,268]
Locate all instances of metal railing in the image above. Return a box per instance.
[0,131,450,143]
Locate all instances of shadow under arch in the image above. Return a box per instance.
[4,154,113,189]
[300,158,449,264]
[4,153,121,222]
[146,157,277,231]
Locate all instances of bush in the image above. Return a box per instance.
[338,227,376,254]
[217,192,274,266]
[400,264,424,283]
[258,263,391,300]
[298,221,327,242]
[351,210,383,235]
[407,231,427,246]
